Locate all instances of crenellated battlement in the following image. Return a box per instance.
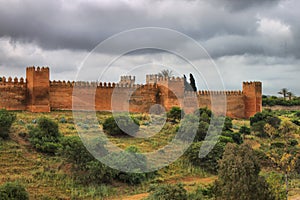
[26,66,49,72]
[243,81,262,86]
[146,74,184,84]
[197,90,243,96]
[119,75,135,85]
[0,76,26,86]
[50,80,158,89]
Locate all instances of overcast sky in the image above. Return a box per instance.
[0,0,299,95]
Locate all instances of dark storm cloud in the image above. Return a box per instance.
[210,0,280,11]
[0,0,282,56]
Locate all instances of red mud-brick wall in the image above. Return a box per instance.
[50,81,159,113]
[157,77,184,111]
[49,81,74,110]
[196,90,245,118]
[0,77,27,110]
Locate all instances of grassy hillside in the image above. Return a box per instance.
[0,110,300,199]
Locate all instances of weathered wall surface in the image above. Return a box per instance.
[49,81,73,110]
[193,91,245,118]
[26,67,50,112]
[0,77,27,110]
[50,81,159,113]
[0,67,262,118]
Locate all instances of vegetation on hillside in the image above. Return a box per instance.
[263,95,300,106]
[0,107,300,199]
[0,109,16,139]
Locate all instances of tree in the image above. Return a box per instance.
[183,74,192,91]
[278,88,289,100]
[267,120,299,199]
[158,69,173,78]
[189,73,197,92]
[215,143,274,200]
[102,114,140,136]
[167,106,184,123]
[286,92,294,101]
[185,141,226,174]
[146,183,187,200]
[28,117,62,154]
[0,109,16,139]
[0,182,29,200]
[264,123,277,139]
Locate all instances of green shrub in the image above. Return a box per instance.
[28,117,62,154]
[252,121,268,137]
[264,172,286,200]
[0,109,16,139]
[167,107,184,123]
[239,125,251,135]
[103,114,140,136]
[194,107,212,119]
[146,183,187,200]
[105,146,155,185]
[59,136,115,184]
[250,111,281,137]
[195,121,209,141]
[0,182,29,200]
[291,119,300,126]
[295,111,300,118]
[270,142,285,149]
[185,141,226,173]
[222,117,233,131]
[289,139,298,147]
[60,136,95,166]
[188,185,214,200]
[263,96,300,107]
[80,161,116,184]
[254,149,272,168]
[221,130,243,144]
[59,117,67,123]
[219,136,234,143]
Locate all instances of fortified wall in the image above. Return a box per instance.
[0,67,262,118]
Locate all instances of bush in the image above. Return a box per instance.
[185,141,226,173]
[28,117,62,154]
[103,114,139,136]
[250,111,281,137]
[252,121,268,137]
[59,136,115,184]
[239,125,251,135]
[0,182,29,200]
[270,142,285,149]
[188,185,214,200]
[254,149,272,168]
[195,121,209,141]
[167,107,184,123]
[105,146,155,185]
[289,139,298,147]
[60,136,97,166]
[295,111,300,118]
[0,109,16,139]
[291,119,300,126]
[146,183,187,200]
[221,130,243,144]
[263,96,300,107]
[222,117,233,131]
[194,107,212,119]
[81,161,116,184]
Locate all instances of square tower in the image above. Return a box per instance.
[243,81,262,118]
[26,66,50,112]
